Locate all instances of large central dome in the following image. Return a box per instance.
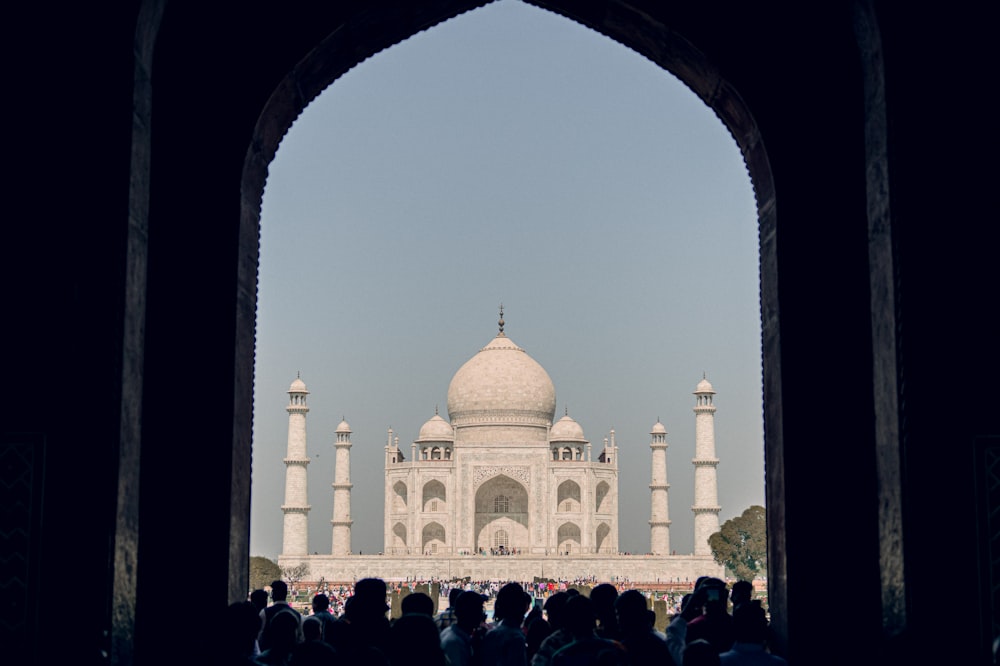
[447,333,556,428]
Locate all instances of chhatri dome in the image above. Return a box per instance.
[446,309,556,427]
[288,376,308,392]
[416,411,455,442]
[550,412,587,442]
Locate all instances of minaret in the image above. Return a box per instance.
[649,420,672,555]
[281,375,311,556]
[692,375,721,556]
[331,419,354,555]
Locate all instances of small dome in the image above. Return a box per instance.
[550,414,586,442]
[335,419,351,433]
[651,421,667,434]
[447,334,556,427]
[695,377,715,394]
[417,413,455,442]
[288,377,308,393]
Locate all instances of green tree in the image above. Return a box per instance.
[708,505,767,581]
[249,556,282,592]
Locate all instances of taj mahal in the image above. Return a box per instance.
[277,312,725,582]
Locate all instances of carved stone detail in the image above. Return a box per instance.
[473,465,530,488]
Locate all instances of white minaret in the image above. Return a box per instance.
[692,376,721,556]
[331,419,354,555]
[281,375,311,556]
[649,420,672,555]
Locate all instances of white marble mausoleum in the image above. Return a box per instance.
[277,312,724,582]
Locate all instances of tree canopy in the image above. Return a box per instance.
[249,556,282,592]
[708,505,767,581]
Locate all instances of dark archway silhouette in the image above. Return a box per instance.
[6,3,997,665]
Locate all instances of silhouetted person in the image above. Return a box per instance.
[590,584,620,641]
[437,588,464,631]
[402,591,436,617]
[532,592,573,666]
[729,582,753,613]
[328,577,391,663]
[441,591,487,666]
[251,589,270,613]
[525,606,552,661]
[666,588,706,666]
[257,608,301,665]
[289,616,337,666]
[686,579,733,655]
[480,582,530,666]
[683,639,720,666]
[719,602,785,666]
[224,601,263,666]
[388,612,446,666]
[308,593,337,645]
[614,590,675,666]
[550,595,626,666]
[260,581,302,652]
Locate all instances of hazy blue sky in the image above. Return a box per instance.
[251,0,763,560]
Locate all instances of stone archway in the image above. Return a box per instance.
[392,481,408,513]
[557,522,581,555]
[474,474,529,552]
[422,521,446,554]
[422,479,447,513]
[392,522,407,554]
[557,480,581,513]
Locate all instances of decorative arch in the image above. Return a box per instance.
[595,480,611,514]
[228,0,791,650]
[596,522,611,553]
[557,480,581,513]
[422,479,446,512]
[422,521,446,554]
[474,474,529,552]
[557,522,581,555]
[392,522,407,553]
[392,481,407,513]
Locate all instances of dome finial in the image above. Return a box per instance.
[435,404,439,415]
[565,405,569,416]
[498,302,505,335]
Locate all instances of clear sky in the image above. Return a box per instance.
[250,0,763,561]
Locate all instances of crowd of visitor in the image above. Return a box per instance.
[226,574,783,665]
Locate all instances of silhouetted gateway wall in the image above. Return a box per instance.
[2,2,997,665]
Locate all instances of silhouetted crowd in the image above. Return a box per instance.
[226,576,786,665]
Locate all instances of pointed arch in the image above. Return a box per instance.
[422,479,446,512]
[422,521,446,554]
[557,479,581,513]
[392,481,408,513]
[596,522,611,553]
[557,522,581,555]
[474,474,529,552]
[392,522,407,553]
[595,480,611,514]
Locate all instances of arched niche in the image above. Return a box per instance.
[557,522,581,555]
[422,479,446,512]
[595,522,611,554]
[475,475,529,551]
[422,521,446,554]
[595,480,611,514]
[392,481,408,513]
[557,479,581,513]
